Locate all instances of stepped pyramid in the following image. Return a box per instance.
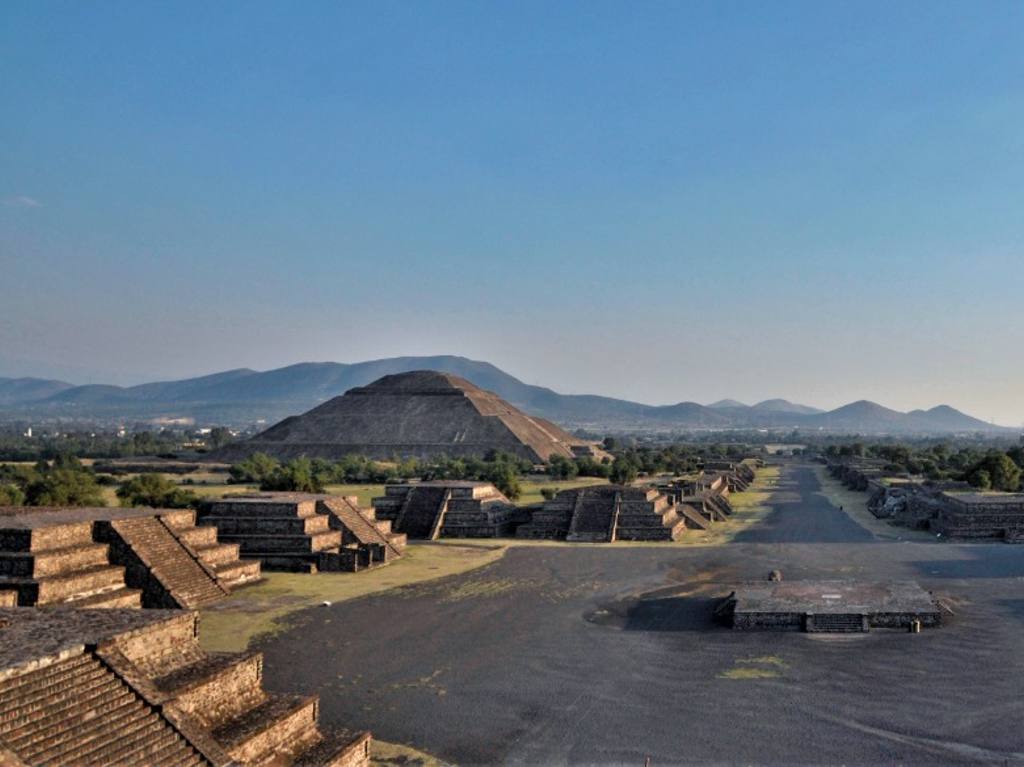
[371,481,517,539]
[517,485,687,542]
[202,493,406,572]
[0,507,260,608]
[212,370,597,463]
[0,607,370,766]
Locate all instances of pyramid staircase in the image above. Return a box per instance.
[676,503,711,530]
[566,492,616,542]
[104,517,229,609]
[394,486,449,539]
[0,520,141,608]
[319,496,406,571]
[0,652,207,766]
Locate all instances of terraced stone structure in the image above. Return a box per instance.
[372,481,516,539]
[931,492,1024,541]
[211,370,602,463]
[720,580,941,632]
[0,507,260,608]
[202,493,405,571]
[0,607,371,766]
[517,485,687,541]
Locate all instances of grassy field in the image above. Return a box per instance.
[696,464,782,544]
[199,541,507,653]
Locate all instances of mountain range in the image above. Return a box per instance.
[0,356,1012,434]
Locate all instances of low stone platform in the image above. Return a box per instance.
[0,608,371,766]
[721,580,941,632]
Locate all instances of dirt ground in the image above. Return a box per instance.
[241,463,1024,764]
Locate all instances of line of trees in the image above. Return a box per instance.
[825,442,1024,492]
[0,455,107,507]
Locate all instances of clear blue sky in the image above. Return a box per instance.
[2,1,1023,424]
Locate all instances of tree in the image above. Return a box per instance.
[967,452,1021,492]
[0,483,24,506]
[547,455,579,480]
[117,473,198,509]
[486,462,521,500]
[260,458,323,493]
[229,453,280,484]
[25,468,105,507]
[609,457,638,486]
[207,427,234,449]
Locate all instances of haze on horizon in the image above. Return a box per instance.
[2,2,1023,426]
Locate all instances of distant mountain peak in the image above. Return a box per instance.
[708,399,747,409]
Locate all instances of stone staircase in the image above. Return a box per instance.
[566,492,616,542]
[0,520,141,608]
[0,652,207,766]
[676,503,711,531]
[160,510,262,590]
[105,517,228,609]
[805,613,869,633]
[200,498,342,572]
[319,496,406,571]
[394,486,449,539]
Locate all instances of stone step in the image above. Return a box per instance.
[205,500,319,519]
[293,730,372,767]
[0,563,128,605]
[157,651,265,729]
[205,514,332,536]
[78,726,196,767]
[807,613,867,633]
[0,542,110,578]
[2,675,136,754]
[159,509,197,529]
[220,530,341,554]
[23,696,152,763]
[213,694,319,765]
[58,585,143,609]
[213,559,262,589]
[191,541,242,566]
[0,655,99,712]
[175,525,219,548]
[0,521,95,553]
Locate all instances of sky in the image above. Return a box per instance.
[2,1,1023,425]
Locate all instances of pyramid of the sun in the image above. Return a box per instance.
[215,370,591,463]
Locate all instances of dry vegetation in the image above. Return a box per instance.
[812,465,936,542]
[199,541,506,652]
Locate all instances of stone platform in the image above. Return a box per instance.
[722,580,941,632]
[0,506,260,608]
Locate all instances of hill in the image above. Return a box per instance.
[0,356,1011,434]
